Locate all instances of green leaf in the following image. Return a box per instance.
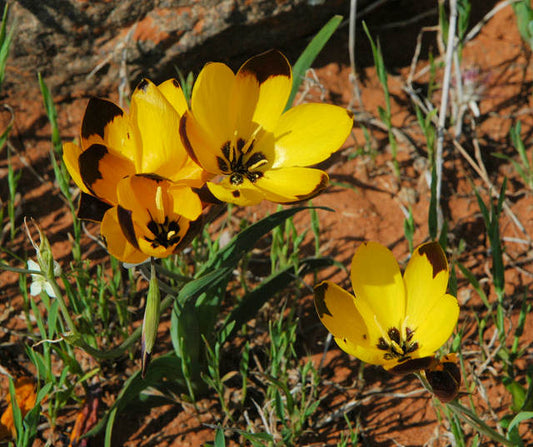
[177,267,232,306]
[503,377,526,412]
[512,0,533,48]
[286,15,343,109]
[507,411,533,438]
[37,73,61,152]
[8,378,23,440]
[223,256,334,338]
[214,428,226,447]
[0,3,15,89]
[235,429,274,446]
[457,262,490,310]
[199,206,332,275]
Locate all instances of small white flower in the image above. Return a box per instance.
[27,259,61,298]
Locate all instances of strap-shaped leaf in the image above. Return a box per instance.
[286,15,343,109]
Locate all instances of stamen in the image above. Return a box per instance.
[155,186,165,222]
[242,124,263,154]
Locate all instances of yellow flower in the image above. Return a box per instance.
[314,241,459,372]
[179,49,353,205]
[63,79,208,263]
[101,174,203,262]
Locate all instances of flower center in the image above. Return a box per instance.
[377,326,419,362]
[216,138,268,185]
[145,217,181,249]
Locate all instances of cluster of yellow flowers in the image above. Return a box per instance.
[63,50,353,264]
[64,49,459,400]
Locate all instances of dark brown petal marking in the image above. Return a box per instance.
[77,192,112,222]
[136,78,150,92]
[217,157,229,172]
[419,241,447,278]
[425,359,461,402]
[405,327,414,342]
[346,109,355,120]
[389,356,436,376]
[171,78,180,88]
[236,138,246,152]
[232,190,240,198]
[294,173,329,201]
[247,172,263,182]
[193,186,222,204]
[81,98,123,140]
[78,143,108,193]
[117,206,139,249]
[245,151,267,169]
[145,218,181,249]
[388,327,401,344]
[221,141,231,160]
[377,326,420,362]
[239,49,291,84]
[174,216,201,253]
[313,283,333,318]
[179,114,200,165]
[377,337,389,351]
[405,342,419,354]
[136,173,165,182]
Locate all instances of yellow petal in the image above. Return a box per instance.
[231,50,292,139]
[255,167,329,203]
[171,156,212,188]
[414,293,459,357]
[78,143,135,204]
[168,183,203,221]
[190,62,235,150]
[314,281,390,365]
[117,175,202,223]
[63,142,89,194]
[206,177,265,206]
[350,242,406,334]
[179,111,223,174]
[404,241,450,328]
[157,78,189,116]
[101,207,148,264]
[130,79,188,176]
[103,112,138,164]
[271,103,353,168]
[334,336,393,367]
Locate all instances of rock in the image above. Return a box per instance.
[6,0,353,99]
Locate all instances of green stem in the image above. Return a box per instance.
[50,274,79,336]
